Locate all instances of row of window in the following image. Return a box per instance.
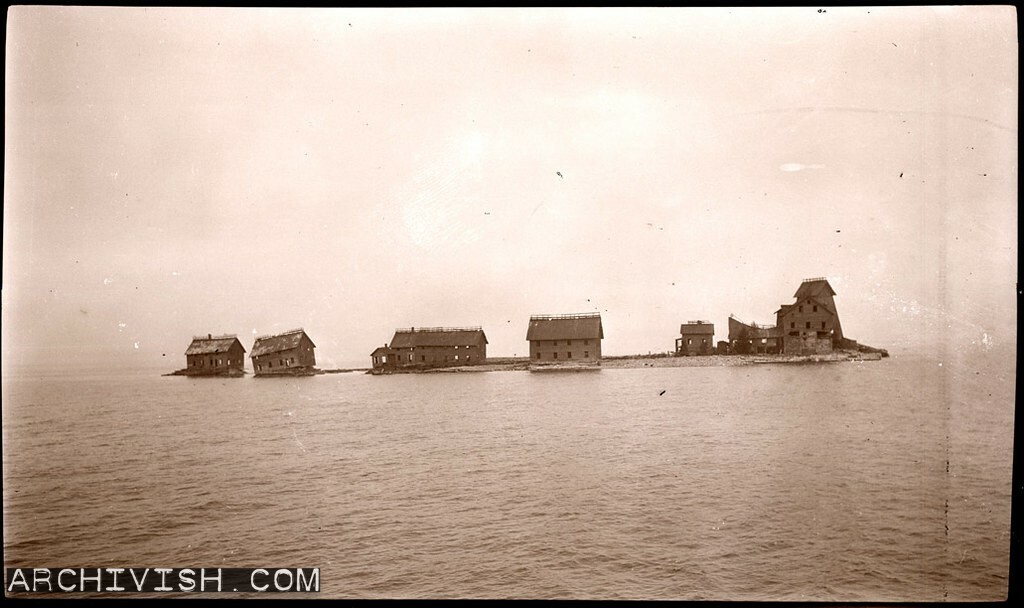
[395,345,479,350]
[374,354,474,365]
[789,321,828,330]
[797,304,819,313]
[256,356,303,372]
[532,339,590,347]
[189,357,236,367]
[534,351,590,360]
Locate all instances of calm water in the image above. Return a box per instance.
[2,355,1013,600]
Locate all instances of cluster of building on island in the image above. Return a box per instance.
[675,276,861,356]
[172,278,878,377]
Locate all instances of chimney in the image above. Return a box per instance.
[208,333,212,339]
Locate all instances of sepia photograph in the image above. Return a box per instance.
[2,6,1017,600]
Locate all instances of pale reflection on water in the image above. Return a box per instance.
[2,355,1013,600]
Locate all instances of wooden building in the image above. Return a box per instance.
[727,316,782,354]
[775,277,844,355]
[377,326,488,369]
[184,334,246,376]
[526,313,603,362]
[251,328,317,376]
[370,345,398,371]
[675,321,715,355]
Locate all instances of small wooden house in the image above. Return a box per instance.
[675,321,715,355]
[251,328,317,376]
[526,313,603,362]
[370,345,398,371]
[184,334,246,376]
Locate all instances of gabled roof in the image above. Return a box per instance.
[185,335,244,355]
[794,278,836,300]
[776,295,836,317]
[251,329,315,358]
[526,313,603,341]
[388,327,488,348]
[679,322,714,336]
[370,346,394,356]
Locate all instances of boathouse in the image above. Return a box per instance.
[775,277,844,355]
[526,313,603,362]
[251,328,317,376]
[380,326,488,368]
[727,316,782,354]
[675,321,714,356]
[184,334,246,375]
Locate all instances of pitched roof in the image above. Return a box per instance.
[679,322,714,336]
[251,329,315,358]
[794,278,836,300]
[185,335,244,355]
[526,313,604,341]
[776,295,836,317]
[370,346,394,356]
[388,327,488,348]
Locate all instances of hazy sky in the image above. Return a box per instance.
[3,7,1017,370]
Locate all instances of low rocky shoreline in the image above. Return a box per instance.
[165,351,886,377]
[363,350,886,375]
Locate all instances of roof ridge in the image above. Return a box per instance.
[254,328,305,341]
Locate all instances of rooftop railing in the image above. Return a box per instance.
[529,312,601,320]
[394,326,483,333]
[192,333,238,340]
[802,276,827,283]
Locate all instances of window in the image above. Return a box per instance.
[687,338,692,345]
[584,351,589,358]
[421,355,425,362]
[813,305,818,312]
[535,352,541,360]
[799,306,803,313]
[268,361,273,368]
[257,364,262,371]
[567,352,572,359]
[584,339,590,345]
[821,321,826,329]
[553,340,558,346]
[567,340,572,346]
[466,356,471,362]
[805,322,811,329]
[790,322,795,329]
[408,354,413,362]
[455,345,459,350]
[455,355,460,361]
[553,352,558,359]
